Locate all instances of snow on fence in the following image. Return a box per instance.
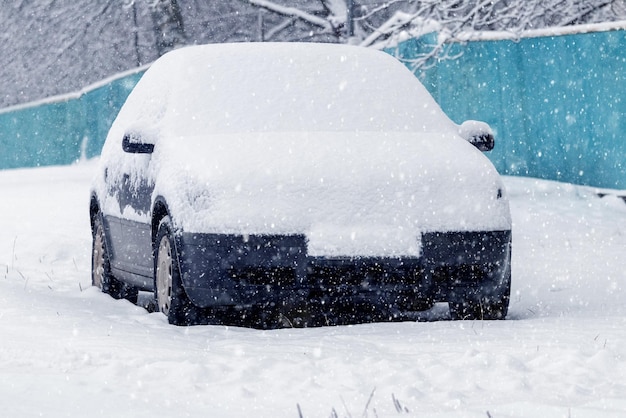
[0,23,624,189]
[0,68,144,170]
[390,21,626,189]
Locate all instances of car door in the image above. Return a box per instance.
[105,132,156,286]
[100,66,170,288]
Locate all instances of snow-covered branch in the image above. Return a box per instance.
[240,0,333,30]
[359,12,441,47]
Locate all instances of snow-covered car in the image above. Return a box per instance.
[89,42,512,326]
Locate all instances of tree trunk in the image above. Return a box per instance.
[150,0,186,56]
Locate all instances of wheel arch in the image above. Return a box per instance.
[152,196,183,275]
[89,193,101,231]
[151,196,171,243]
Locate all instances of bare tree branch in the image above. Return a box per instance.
[239,0,333,30]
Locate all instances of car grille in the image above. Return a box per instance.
[228,266,297,287]
[307,260,422,291]
[227,258,422,291]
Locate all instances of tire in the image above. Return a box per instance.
[91,214,138,303]
[449,267,511,320]
[154,216,203,325]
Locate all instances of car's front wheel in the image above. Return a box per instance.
[92,214,138,303]
[154,216,203,325]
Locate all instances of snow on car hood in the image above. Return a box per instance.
[153,131,511,258]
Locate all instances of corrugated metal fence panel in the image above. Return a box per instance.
[0,71,143,169]
[391,29,626,189]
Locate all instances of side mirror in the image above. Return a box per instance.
[122,133,154,154]
[458,120,494,152]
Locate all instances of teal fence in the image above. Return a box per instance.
[391,24,626,189]
[0,69,144,169]
[1,25,625,189]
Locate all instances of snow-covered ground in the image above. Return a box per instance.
[1,161,626,417]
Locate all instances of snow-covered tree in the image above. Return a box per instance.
[232,0,626,68]
[149,0,186,56]
[237,0,626,47]
[1,0,625,108]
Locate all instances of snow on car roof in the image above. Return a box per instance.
[123,42,456,136]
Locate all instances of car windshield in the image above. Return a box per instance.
[158,43,453,137]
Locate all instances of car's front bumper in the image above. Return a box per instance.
[174,230,511,311]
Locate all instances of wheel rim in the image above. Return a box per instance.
[156,235,173,316]
[92,223,105,289]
